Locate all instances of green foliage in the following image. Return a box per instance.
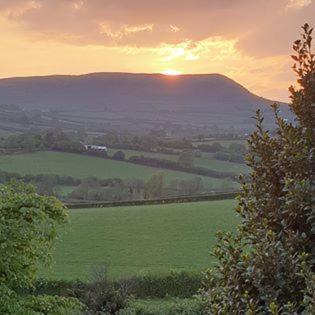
[201,24,315,314]
[28,271,202,304]
[0,129,85,153]
[166,177,204,196]
[178,150,194,168]
[0,181,82,314]
[120,271,202,299]
[112,150,126,161]
[93,132,192,151]
[144,172,165,198]
[71,267,129,314]
[22,295,84,315]
[118,298,202,315]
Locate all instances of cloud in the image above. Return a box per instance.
[0,0,312,101]
[0,0,312,55]
[286,0,312,9]
[99,23,154,43]
[170,25,180,33]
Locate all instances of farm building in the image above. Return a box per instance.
[84,144,108,152]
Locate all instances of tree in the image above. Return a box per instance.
[104,132,119,146]
[112,150,126,161]
[211,142,223,152]
[178,150,194,168]
[144,173,165,199]
[201,24,314,314]
[0,181,82,313]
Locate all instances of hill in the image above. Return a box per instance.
[0,73,289,134]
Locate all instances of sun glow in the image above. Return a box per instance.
[162,69,182,76]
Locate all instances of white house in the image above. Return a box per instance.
[84,144,108,152]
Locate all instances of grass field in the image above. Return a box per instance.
[43,199,237,280]
[0,151,239,191]
[108,148,249,174]
[192,139,247,147]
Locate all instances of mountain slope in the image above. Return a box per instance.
[0,72,288,133]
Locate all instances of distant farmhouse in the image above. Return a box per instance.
[84,144,108,152]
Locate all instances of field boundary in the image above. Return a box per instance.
[65,191,239,209]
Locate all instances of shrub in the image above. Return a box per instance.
[201,24,315,314]
[22,295,84,314]
[118,298,202,315]
[178,150,194,168]
[117,271,202,299]
[71,268,129,314]
[213,151,244,163]
[113,150,126,161]
[197,142,223,153]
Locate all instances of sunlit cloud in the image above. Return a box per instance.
[0,0,313,102]
[99,23,154,40]
[157,37,237,63]
[170,25,180,33]
[3,0,41,18]
[286,0,312,9]
[72,0,84,11]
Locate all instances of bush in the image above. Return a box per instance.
[113,150,126,161]
[201,24,315,314]
[22,295,84,314]
[117,271,202,299]
[31,271,203,300]
[178,150,194,168]
[118,298,202,315]
[71,268,129,315]
[213,151,244,163]
[29,279,81,296]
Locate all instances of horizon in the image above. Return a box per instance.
[0,71,282,102]
[0,1,314,103]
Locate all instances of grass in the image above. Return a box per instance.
[108,148,249,174]
[43,199,238,280]
[0,151,239,191]
[107,148,177,161]
[192,139,247,147]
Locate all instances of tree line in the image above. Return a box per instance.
[0,170,207,201]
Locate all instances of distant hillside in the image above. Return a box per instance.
[0,73,289,134]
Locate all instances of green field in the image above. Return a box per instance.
[108,148,249,174]
[0,151,239,191]
[192,139,247,147]
[43,199,237,280]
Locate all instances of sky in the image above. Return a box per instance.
[0,0,313,102]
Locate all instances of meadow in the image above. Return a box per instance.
[108,148,249,174]
[0,151,239,191]
[191,138,247,147]
[43,199,237,280]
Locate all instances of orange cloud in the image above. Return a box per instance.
[286,0,312,9]
[0,0,312,102]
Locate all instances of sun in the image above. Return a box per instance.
[162,69,182,76]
